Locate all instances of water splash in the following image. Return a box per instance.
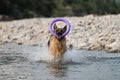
[1,43,120,63]
[26,46,120,63]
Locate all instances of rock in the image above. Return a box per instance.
[0,14,120,52]
[106,49,120,53]
[68,44,73,50]
[106,39,120,53]
[77,42,88,50]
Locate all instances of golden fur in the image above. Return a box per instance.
[48,24,67,62]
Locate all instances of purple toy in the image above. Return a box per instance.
[49,18,71,37]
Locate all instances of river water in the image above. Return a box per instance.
[0,44,120,80]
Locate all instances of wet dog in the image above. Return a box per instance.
[48,23,67,63]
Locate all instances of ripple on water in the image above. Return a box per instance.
[0,44,120,80]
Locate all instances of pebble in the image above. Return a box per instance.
[0,14,120,52]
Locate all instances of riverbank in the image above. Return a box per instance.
[0,14,120,52]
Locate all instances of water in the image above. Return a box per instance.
[0,44,120,80]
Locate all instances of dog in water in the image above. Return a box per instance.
[48,23,67,63]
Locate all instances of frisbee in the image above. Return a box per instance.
[49,18,71,37]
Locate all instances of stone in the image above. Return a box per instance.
[0,14,120,52]
[77,42,88,50]
[106,39,120,53]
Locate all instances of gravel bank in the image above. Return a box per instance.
[0,14,120,52]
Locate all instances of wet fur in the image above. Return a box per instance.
[48,24,67,62]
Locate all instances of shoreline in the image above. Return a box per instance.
[0,14,120,53]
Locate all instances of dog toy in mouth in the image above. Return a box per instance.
[49,18,71,37]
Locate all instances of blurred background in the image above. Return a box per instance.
[0,0,120,20]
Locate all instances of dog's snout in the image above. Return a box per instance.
[56,29,63,35]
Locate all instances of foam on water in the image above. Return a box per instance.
[26,46,120,63]
[27,47,51,62]
[26,46,87,63]
[1,43,120,63]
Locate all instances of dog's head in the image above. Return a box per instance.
[53,23,67,37]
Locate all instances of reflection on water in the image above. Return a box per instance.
[47,63,67,77]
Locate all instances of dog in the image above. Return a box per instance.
[48,23,67,63]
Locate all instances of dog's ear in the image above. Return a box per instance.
[63,25,67,31]
[53,23,57,30]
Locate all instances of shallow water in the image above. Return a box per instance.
[0,44,120,80]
